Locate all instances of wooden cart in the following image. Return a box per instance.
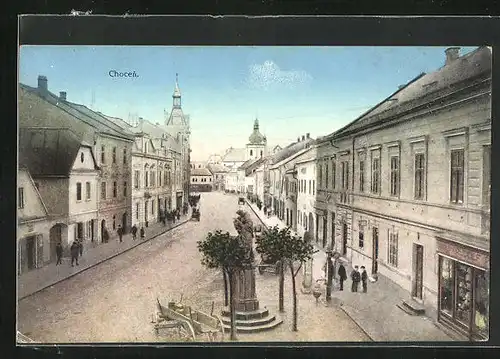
[153,297,224,342]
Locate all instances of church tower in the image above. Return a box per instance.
[246,118,267,161]
[164,74,191,207]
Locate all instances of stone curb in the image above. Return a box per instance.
[19,219,190,301]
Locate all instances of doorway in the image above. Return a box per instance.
[101,219,106,242]
[49,224,62,262]
[372,227,379,275]
[322,216,328,248]
[26,236,36,270]
[342,223,348,255]
[413,244,424,300]
[122,212,127,234]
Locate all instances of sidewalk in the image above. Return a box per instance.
[18,214,190,300]
[245,200,453,342]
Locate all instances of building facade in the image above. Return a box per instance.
[207,163,229,191]
[19,127,100,261]
[315,46,491,340]
[190,168,214,192]
[17,168,53,273]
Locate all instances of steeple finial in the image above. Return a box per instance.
[176,73,178,83]
[254,117,259,130]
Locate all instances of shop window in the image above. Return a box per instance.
[455,263,473,326]
[474,270,489,337]
[440,256,454,317]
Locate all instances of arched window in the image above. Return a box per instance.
[250,150,253,156]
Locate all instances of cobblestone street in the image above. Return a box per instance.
[18,192,368,343]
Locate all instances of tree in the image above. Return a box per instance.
[197,230,253,340]
[255,225,286,313]
[256,226,314,331]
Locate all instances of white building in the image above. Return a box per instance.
[17,168,53,273]
[19,128,100,257]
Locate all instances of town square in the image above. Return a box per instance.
[17,45,490,343]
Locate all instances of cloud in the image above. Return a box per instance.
[246,60,312,90]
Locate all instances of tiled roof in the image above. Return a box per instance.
[191,168,212,176]
[244,157,266,176]
[222,147,246,162]
[331,46,492,138]
[238,158,256,170]
[19,83,134,141]
[270,138,315,165]
[19,127,86,177]
[207,163,230,173]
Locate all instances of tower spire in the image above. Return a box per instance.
[173,73,181,108]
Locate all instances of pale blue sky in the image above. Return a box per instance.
[19,46,477,161]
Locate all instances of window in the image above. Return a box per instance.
[308,180,311,194]
[112,147,117,164]
[151,200,155,214]
[359,160,365,192]
[312,180,315,194]
[325,163,329,189]
[332,160,336,189]
[80,152,84,163]
[260,150,263,157]
[123,148,127,164]
[371,158,380,194]
[101,182,106,199]
[145,171,149,187]
[250,150,253,156]
[101,145,105,163]
[450,149,465,204]
[388,230,398,267]
[18,187,24,209]
[136,203,139,219]
[76,182,82,201]
[123,182,127,197]
[86,182,91,200]
[113,181,117,198]
[358,225,364,248]
[482,145,491,208]
[414,153,425,199]
[112,215,116,230]
[390,156,400,196]
[134,170,140,188]
[318,164,323,188]
[341,161,349,190]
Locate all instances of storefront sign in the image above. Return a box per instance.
[437,238,489,270]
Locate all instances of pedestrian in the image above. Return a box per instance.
[117,225,123,243]
[351,265,361,292]
[131,225,137,240]
[338,262,347,291]
[361,266,368,293]
[172,211,176,223]
[140,226,145,240]
[78,238,83,257]
[55,242,63,265]
[176,209,180,221]
[70,241,79,267]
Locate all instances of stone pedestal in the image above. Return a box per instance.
[301,258,313,294]
[234,267,259,311]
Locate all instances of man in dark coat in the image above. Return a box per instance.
[77,238,83,256]
[338,263,347,291]
[140,227,145,240]
[131,225,137,240]
[117,225,123,243]
[361,266,368,293]
[70,241,79,267]
[55,242,63,265]
[351,265,361,292]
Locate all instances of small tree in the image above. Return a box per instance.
[197,230,253,340]
[255,225,286,313]
[256,226,314,331]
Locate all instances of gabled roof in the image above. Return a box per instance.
[328,46,492,139]
[18,167,49,217]
[222,147,246,162]
[191,168,212,176]
[238,158,255,170]
[19,127,87,177]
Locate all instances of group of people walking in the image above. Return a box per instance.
[55,239,84,267]
[336,263,369,293]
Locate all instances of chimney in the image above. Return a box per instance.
[37,75,48,92]
[302,135,305,141]
[306,133,310,139]
[445,47,460,65]
[59,91,67,101]
[297,137,300,142]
